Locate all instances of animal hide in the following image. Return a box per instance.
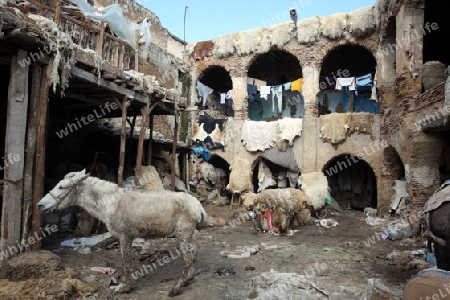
[298,172,328,210]
[241,120,277,152]
[253,188,312,231]
[192,114,226,149]
[277,118,303,146]
[257,161,276,192]
[226,158,253,194]
[193,40,213,60]
[319,113,350,144]
[137,165,164,191]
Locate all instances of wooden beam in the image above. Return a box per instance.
[117,97,128,187]
[134,29,139,72]
[75,50,126,80]
[54,0,61,25]
[96,22,105,57]
[70,66,147,103]
[134,104,149,187]
[147,113,154,166]
[171,112,178,191]
[1,50,29,252]
[22,63,41,247]
[31,60,53,250]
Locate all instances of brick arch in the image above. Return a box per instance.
[322,153,378,209]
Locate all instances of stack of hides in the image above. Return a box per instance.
[253,188,312,232]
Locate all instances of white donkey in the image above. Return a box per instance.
[38,169,213,296]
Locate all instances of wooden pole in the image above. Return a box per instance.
[54,0,61,25]
[134,104,149,186]
[147,113,154,166]
[118,97,128,187]
[31,60,52,250]
[22,64,41,247]
[96,21,106,57]
[134,29,139,72]
[171,111,178,191]
[1,50,29,253]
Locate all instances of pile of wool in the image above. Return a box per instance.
[253,188,312,232]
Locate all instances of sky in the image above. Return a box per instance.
[135,0,376,43]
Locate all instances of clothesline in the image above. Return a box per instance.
[196,80,233,106]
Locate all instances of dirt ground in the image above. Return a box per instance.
[44,204,427,300]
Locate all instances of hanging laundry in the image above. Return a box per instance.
[220,93,226,104]
[325,76,335,85]
[254,78,267,88]
[271,85,283,113]
[283,82,292,90]
[356,73,372,88]
[355,73,373,96]
[247,77,255,85]
[260,85,271,100]
[196,81,214,106]
[247,84,258,102]
[370,70,378,102]
[291,78,303,92]
[226,90,233,99]
[335,77,356,91]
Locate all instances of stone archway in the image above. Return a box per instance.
[318,43,378,114]
[322,153,377,210]
[246,48,304,120]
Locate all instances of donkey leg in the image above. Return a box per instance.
[169,228,197,297]
[118,235,135,292]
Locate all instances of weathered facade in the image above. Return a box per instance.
[188,7,384,213]
[186,0,450,224]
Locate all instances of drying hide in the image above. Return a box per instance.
[136,165,164,191]
[319,113,350,144]
[37,170,213,297]
[196,160,225,186]
[298,172,328,211]
[226,158,253,194]
[192,113,226,149]
[257,160,277,192]
[347,112,374,137]
[241,120,278,152]
[253,188,312,232]
[277,117,303,146]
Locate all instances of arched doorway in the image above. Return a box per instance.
[247,48,304,120]
[323,154,377,210]
[318,44,378,114]
[196,65,233,116]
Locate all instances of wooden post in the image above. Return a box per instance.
[118,45,124,70]
[147,113,154,165]
[22,64,41,246]
[54,0,61,25]
[1,50,29,253]
[96,22,106,57]
[171,111,178,191]
[134,104,149,186]
[118,97,128,187]
[31,60,53,250]
[134,29,139,72]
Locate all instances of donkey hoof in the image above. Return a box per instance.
[168,289,181,297]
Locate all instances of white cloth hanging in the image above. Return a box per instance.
[335,77,356,91]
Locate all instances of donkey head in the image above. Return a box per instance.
[38,169,90,212]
